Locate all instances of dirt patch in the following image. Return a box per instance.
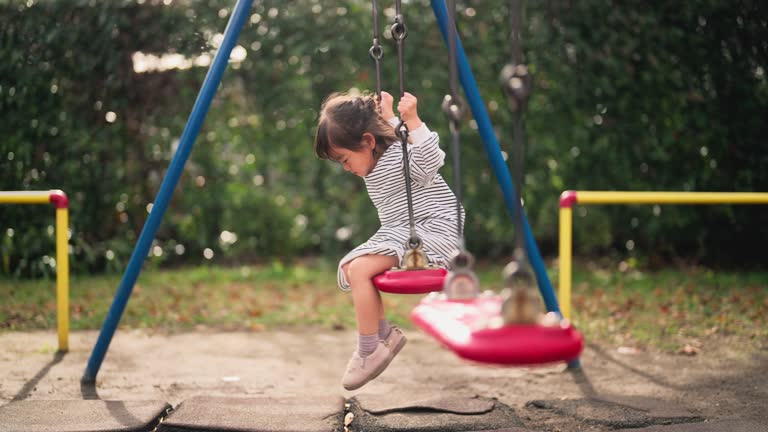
[0,329,766,431]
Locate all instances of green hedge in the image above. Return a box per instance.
[1,0,766,277]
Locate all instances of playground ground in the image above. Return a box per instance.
[1,328,766,431]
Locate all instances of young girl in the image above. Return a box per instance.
[314,90,464,390]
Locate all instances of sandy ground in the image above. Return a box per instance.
[1,328,766,430]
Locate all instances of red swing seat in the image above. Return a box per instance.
[373,267,447,294]
[411,294,584,365]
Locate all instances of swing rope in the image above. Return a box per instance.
[369,1,447,295]
[391,0,428,260]
[499,0,538,322]
[440,0,481,299]
[502,0,531,255]
[369,0,384,109]
[442,0,466,250]
[503,0,531,247]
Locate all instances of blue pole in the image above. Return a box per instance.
[82,0,254,383]
[430,0,560,314]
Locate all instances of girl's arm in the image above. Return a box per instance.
[406,124,445,186]
[386,117,445,186]
[389,92,446,186]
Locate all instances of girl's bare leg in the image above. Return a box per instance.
[376,290,386,321]
[340,254,407,390]
[345,254,398,335]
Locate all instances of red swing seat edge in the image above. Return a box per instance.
[410,296,585,365]
[373,267,448,294]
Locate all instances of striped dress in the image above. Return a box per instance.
[337,119,465,291]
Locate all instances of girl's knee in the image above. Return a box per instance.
[346,258,367,283]
[346,255,397,284]
[341,262,351,283]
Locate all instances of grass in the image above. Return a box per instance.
[1,258,766,352]
[571,264,768,351]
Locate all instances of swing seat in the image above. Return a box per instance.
[373,268,447,294]
[411,295,583,365]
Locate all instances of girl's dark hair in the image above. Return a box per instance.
[314,92,397,161]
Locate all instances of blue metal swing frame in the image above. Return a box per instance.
[83,0,571,383]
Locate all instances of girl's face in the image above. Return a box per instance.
[331,133,377,177]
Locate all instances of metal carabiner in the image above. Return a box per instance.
[391,15,408,41]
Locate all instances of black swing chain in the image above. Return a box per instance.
[500,0,532,116]
[391,0,422,252]
[500,0,536,301]
[441,0,469,263]
[438,0,481,301]
[369,0,384,109]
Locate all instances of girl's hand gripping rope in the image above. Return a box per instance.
[397,92,423,131]
[378,91,396,120]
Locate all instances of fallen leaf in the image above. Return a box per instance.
[678,344,699,356]
[617,346,639,355]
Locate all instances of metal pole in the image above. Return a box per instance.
[559,189,768,320]
[55,207,70,352]
[558,206,573,320]
[0,190,70,352]
[82,0,254,383]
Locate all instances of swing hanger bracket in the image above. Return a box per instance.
[369,44,384,60]
[500,63,532,113]
[451,249,474,271]
[391,15,408,40]
[395,120,410,142]
[441,94,467,124]
[408,236,422,250]
[401,236,429,270]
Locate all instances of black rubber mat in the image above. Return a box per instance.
[526,396,704,429]
[347,394,527,432]
[628,419,765,432]
[355,393,495,415]
[0,400,171,432]
[157,396,344,432]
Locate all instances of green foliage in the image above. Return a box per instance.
[1,0,766,277]
[526,0,768,264]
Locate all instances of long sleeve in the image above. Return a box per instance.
[386,117,445,187]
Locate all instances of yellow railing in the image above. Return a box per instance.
[0,190,70,352]
[558,191,768,320]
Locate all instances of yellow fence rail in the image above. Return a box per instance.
[1,190,70,352]
[558,190,768,320]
